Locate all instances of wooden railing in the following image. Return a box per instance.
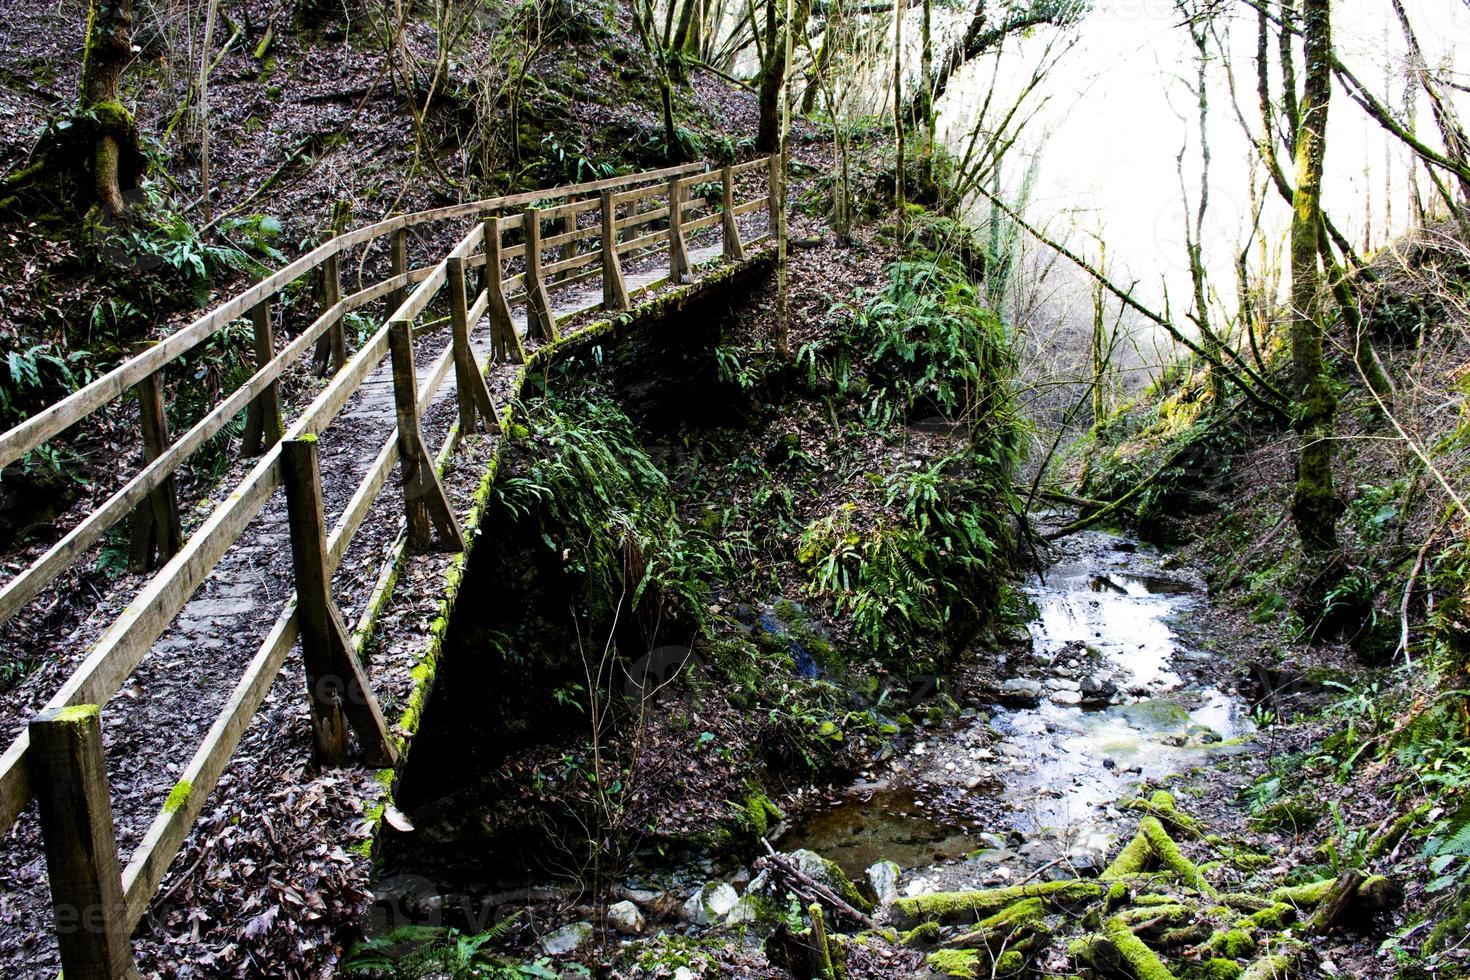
[0,155,778,978]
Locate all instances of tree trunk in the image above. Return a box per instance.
[756,0,811,151]
[1288,0,1341,561]
[80,0,138,217]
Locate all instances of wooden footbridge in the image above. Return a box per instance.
[0,156,781,977]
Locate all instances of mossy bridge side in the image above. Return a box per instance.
[0,156,782,978]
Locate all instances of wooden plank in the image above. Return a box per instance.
[281,438,396,767]
[501,243,526,260]
[731,156,770,176]
[388,321,465,553]
[542,249,600,278]
[120,603,298,930]
[385,261,448,325]
[523,207,557,342]
[731,197,767,218]
[128,366,181,573]
[669,176,691,283]
[30,705,137,980]
[446,257,500,435]
[614,183,669,206]
[685,210,724,234]
[540,223,601,251]
[617,226,672,255]
[483,217,524,365]
[312,253,345,375]
[241,299,285,457]
[723,163,746,260]
[387,228,409,319]
[601,189,629,311]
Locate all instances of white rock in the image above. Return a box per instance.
[607,900,644,934]
[673,968,698,980]
[682,881,739,925]
[540,921,594,955]
[725,894,764,926]
[865,860,902,906]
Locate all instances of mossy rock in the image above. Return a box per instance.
[1120,698,1193,732]
[928,949,983,978]
[1205,928,1257,959]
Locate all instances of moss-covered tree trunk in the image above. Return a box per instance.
[756,0,809,152]
[1287,0,1341,560]
[80,0,137,217]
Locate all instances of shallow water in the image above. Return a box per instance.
[779,530,1253,877]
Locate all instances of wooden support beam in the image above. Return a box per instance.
[387,321,466,553]
[722,164,745,261]
[446,256,501,435]
[312,253,346,375]
[128,364,181,573]
[388,227,409,315]
[523,207,558,342]
[280,438,397,768]
[241,299,285,457]
[482,218,526,364]
[668,176,692,283]
[601,190,630,311]
[30,705,139,980]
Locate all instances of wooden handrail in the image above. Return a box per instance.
[0,154,780,975]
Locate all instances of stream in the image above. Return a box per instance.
[777,528,1256,889]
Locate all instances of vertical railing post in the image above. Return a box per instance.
[483,217,525,364]
[767,154,782,243]
[281,437,397,768]
[601,190,630,311]
[128,359,181,573]
[242,298,285,457]
[387,321,467,553]
[312,250,345,375]
[523,207,558,342]
[668,176,692,283]
[446,256,501,435]
[30,705,138,980]
[388,226,409,315]
[722,164,746,261]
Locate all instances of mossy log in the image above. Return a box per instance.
[1102,916,1179,980]
[1238,939,1307,979]
[1101,831,1155,880]
[1138,816,1217,898]
[890,880,1102,929]
[1270,872,1401,927]
[944,897,1048,951]
[1128,791,1207,840]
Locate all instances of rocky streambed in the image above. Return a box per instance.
[775,529,1255,891]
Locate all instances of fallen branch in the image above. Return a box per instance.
[759,841,875,929]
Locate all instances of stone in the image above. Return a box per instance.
[1080,674,1118,706]
[1121,697,1192,731]
[977,832,1006,850]
[606,900,644,934]
[1044,677,1080,691]
[866,860,902,906]
[1049,689,1083,706]
[1067,829,1113,877]
[540,921,594,955]
[787,849,874,913]
[682,881,740,925]
[673,969,697,980]
[725,893,774,926]
[1000,678,1043,705]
